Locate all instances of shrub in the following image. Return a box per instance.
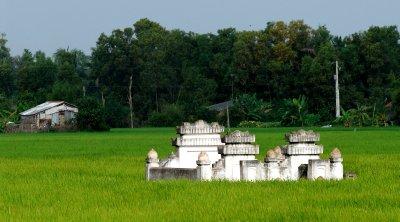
[148,104,184,127]
[236,121,281,128]
[0,109,18,133]
[237,121,264,128]
[265,121,281,127]
[104,99,131,128]
[303,114,321,126]
[76,98,109,131]
[231,93,272,124]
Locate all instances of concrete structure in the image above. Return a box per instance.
[213,130,259,180]
[146,121,344,181]
[160,120,223,168]
[19,101,78,132]
[281,130,325,180]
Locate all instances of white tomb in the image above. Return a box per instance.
[160,120,223,168]
[212,131,259,180]
[146,122,344,181]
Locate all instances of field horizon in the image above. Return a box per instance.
[0,127,399,221]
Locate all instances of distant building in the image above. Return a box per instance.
[19,101,78,132]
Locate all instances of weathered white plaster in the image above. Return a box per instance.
[240,160,263,181]
[177,120,224,135]
[196,152,212,181]
[145,149,160,180]
[286,155,321,180]
[330,148,343,180]
[162,153,180,168]
[176,146,220,168]
[223,155,256,180]
[146,125,345,181]
[282,144,323,155]
[264,158,280,180]
[330,158,343,180]
[171,120,224,168]
[211,159,225,179]
[308,159,331,180]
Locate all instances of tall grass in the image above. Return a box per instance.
[0,127,399,221]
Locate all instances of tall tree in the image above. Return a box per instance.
[0,34,15,109]
[51,49,83,104]
[15,50,57,108]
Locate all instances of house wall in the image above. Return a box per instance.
[44,104,78,126]
[19,115,38,132]
[19,103,78,131]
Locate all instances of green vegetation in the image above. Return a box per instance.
[0,128,399,221]
[1,20,400,128]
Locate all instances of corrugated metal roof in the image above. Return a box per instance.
[208,100,233,111]
[20,101,65,116]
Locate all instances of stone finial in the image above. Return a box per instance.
[273,146,282,156]
[266,149,276,158]
[265,149,278,163]
[198,151,209,162]
[330,148,342,158]
[147,148,158,160]
[197,151,211,165]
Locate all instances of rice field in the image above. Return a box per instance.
[0,127,399,221]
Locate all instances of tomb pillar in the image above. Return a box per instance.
[264,150,280,180]
[197,152,212,181]
[146,148,159,180]
[330,148,343,180]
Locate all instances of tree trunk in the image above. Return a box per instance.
[128,75,134,128]
[101,91,105,108]
[155,88,159,113]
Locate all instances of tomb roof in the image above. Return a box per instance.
[285,129,320,143]
[222,130,255,144]
[176,120,224,134]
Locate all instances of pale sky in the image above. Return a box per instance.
[1,0,399,56]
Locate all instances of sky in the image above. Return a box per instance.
[1,0,399,56]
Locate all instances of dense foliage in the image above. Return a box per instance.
[1,19,400,128]
[76,97,109,131]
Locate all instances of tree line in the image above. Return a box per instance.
[1,19,400,130]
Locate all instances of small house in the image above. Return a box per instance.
[19,101,78,132]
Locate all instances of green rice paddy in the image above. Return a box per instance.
[0,127,399,221]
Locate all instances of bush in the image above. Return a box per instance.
[391,88,400,125]
[236,121,281,128]
[104,99,130,128]
[231,93,272,124]
[0,109,18,133]
[237,121,265,128]
[76,98,110,131]
[265,122,281,127]
[185,106,218,123]
[303,114,321,126]
[148,104,184,127]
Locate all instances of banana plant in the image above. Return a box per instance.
[292,95,307,126]
[0,109,18,132]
